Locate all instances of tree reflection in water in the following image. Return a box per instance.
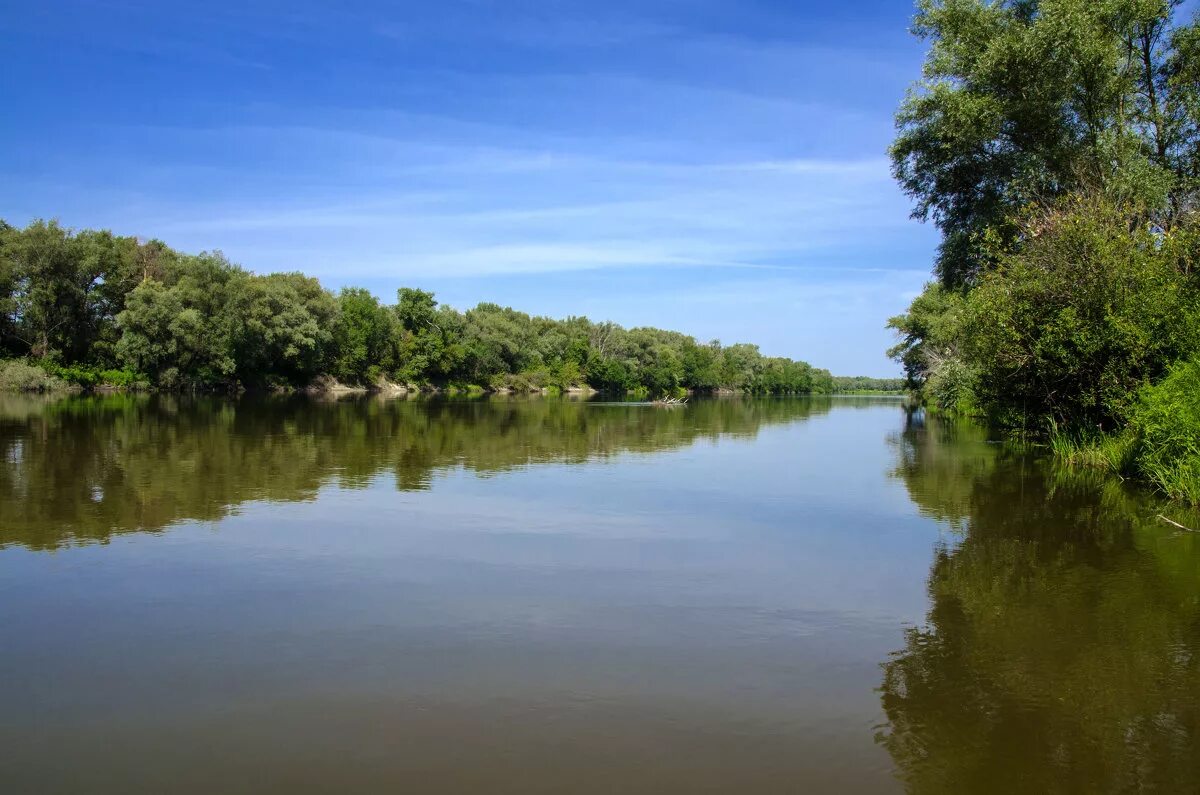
[0,393,840,551]
[881,410,1200,793]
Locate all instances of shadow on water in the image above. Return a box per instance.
[0,393,860,551]
[880,408,1200,793]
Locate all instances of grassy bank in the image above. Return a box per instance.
[1051,431,1199,507]
[1046,362,1200,506]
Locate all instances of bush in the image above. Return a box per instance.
[0,360,69,392]
[488,370,548,393]
[38,362,145,389]
[961,197,1200,431]
[1133,360,1200,504]
[924,354,978,414]
[887,283,970,391]
[97,368,145,388]
[44,363,100,387]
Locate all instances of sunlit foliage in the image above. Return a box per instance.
[0,221,833,397]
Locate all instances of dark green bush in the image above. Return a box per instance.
[961,197,1200,431]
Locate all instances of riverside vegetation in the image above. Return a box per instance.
[0,220,909,399]
[887,0,1200,503]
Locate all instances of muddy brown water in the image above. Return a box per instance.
[1,394,1198,793]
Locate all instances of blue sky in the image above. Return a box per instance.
[0,0,939,375]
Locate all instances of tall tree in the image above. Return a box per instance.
[331,288,398,384]
[892,0,1194,287]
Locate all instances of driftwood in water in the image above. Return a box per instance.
[1157,514,1197,533]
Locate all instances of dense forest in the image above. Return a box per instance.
[0,219,866,398]
[887,0,1200,502]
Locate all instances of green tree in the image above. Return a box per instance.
[395,287,438,333]
[331,288,398,384]
[887,284,978,411]
[461,303,539,384]
[228,272,336,387]
[0,221,17,356]
[114,279,188,386]
[892,0,1195,288]
[719,343,762,390]
[585,355,636,393]
[1,220,833,396]
[394,288,464,383]
[681,339,722,391]
[0,221,145,364]
[5,220,88,359]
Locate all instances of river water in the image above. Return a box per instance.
[1,394,1197,793]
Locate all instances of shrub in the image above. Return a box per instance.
[0,360,69,392]
[1132,360,1200,504]
[887,283,970,391]
[97,368,144,388]
[488,370,547,393]
[961,196,1200,431]
[37,362,145,389]
[924,353,978,414]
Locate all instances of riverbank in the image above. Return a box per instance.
[0,359,612,398]
[303,375,599,398]
[1,359,851,400]
[906,359,1200,508]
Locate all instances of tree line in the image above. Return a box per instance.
[0,219,839,396]
[887,0,1200,502]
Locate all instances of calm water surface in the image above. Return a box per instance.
[1,395,1198,793]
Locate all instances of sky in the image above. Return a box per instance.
[0,0,940,376]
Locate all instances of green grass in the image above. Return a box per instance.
[1131,360,1200,506]
[1048,429,1139,476]
[1043,361,1200,506]
[1047,429,1200,506]
[1141,459,1200,505]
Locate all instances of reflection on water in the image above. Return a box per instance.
[0,393,839,550]
[881,410,1200,793]
[1,395,1198,793]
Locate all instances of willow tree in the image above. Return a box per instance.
[892,0,1199,288]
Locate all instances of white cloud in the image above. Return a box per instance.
[48,120,926,282]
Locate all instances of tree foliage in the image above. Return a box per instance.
[963,196,1200,429]
[893,0,1200,287]
[0,220,833,396]
[889,1,1200,500]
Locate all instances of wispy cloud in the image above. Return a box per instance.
[0,0,933,374]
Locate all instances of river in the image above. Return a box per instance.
[1,394,1197,793]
